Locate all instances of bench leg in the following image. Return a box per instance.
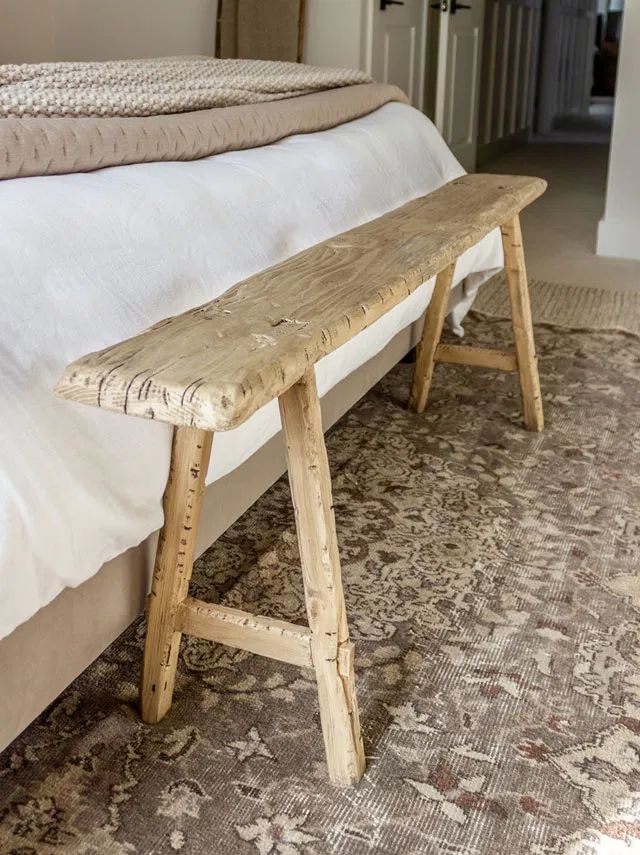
[408,263,456,414]
[501,215,544,432]
[279,369,366,786]
[407,219,543,432]
[140,426,213,723]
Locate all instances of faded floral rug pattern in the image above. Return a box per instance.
[1,309,640,854]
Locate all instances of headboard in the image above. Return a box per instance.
[216,0,306,63]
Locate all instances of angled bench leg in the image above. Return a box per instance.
[408,262,457,414]
[501,215,544,432]
[408,218,543,432]
[279,369,365,786]
[141,426,213,723]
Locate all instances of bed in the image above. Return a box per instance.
[0,99,502,751]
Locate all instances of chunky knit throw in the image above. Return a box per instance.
[0,56,371,119]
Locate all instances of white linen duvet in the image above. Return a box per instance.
[0,102,502,640]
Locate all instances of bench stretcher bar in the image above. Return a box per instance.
[434,344,518,371]
[177,597,315,669]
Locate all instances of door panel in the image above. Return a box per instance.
[435,0,486,171]
[446,26,481,147]
[371,0,428,109]
[383,25,417,102]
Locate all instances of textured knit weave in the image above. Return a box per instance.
[0,56,370,118]
[473,273,640,334]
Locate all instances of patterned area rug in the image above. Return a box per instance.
[2,289,640,854]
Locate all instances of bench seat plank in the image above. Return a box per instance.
[54,173,546,432]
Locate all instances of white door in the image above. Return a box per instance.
[370,0,428,109]
[536,0,598,135]
[434,0,485,171]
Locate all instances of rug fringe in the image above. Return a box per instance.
[472,274,640,335]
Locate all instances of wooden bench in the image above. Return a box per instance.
[55,173,546,785]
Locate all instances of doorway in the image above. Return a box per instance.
[479,1,639,287]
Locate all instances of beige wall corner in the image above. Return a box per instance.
[597,0,640,262]
[0,0,217,64]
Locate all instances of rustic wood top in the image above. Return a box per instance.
[55,173,546,431]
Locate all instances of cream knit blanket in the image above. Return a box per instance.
[0,56,371,119]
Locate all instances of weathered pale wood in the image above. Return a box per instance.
[178,597,314,669]
[140,427,213,723]
[279,369,365,786]
[408,263,456,414]
[55,174,547,432]
[408,214,543,427]
[501,215,544,431]
[435,343,518,371]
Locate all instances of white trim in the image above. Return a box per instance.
[417,0,429,112]
[597,218,640,262]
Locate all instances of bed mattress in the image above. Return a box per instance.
[0,102,502,641]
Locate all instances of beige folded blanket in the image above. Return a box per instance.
[0,57,407,180]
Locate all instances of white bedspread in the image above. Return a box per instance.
[0,102,502,641]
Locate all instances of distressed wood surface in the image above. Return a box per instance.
[408,264,456,414]
[408,212,543,427]
[55,174,546,432]
[140,426,213,723]
[279,369,365,785]
[178,597,314,669]
[501,215,544,431]
[435,343,518,371]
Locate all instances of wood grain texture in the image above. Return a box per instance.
[140,427,213,723]
[178,597,314,669]
[279,369,365,786]
[55,174,546,433]
[434,343,518,371]
[408,264,456,414]
[501,215,544,431]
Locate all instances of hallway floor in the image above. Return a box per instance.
[485,143,640,292]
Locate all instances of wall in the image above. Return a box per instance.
[597,0,640,260]
[0,0,366,71]
[0,0,217,64]
[477,0,543,164]
[304,0,366,70]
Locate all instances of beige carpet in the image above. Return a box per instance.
[1,283,640,854]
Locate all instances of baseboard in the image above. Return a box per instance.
[597,218,640,261]
[476,129,529,167]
